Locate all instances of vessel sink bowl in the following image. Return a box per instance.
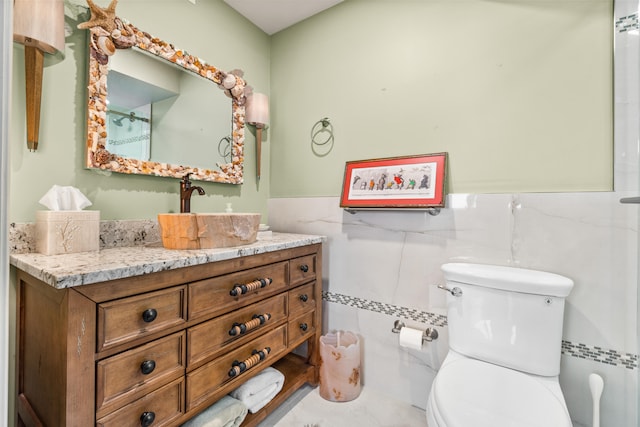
[157,213,261,249]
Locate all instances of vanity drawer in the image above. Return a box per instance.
[98,286,187,352]
[290,254,317,287]
[96,377,185,427]
[288,310,316,347]
[189,261,288,321]
[187,293,288,367]
[288,282,315,317]
[186,324,287,410]
[96,332,186,416]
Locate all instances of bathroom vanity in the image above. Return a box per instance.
[10,233,324,427]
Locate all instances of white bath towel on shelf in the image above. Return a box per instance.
[229,367,285,414]
[181,395,248,427]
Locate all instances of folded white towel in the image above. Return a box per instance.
[229,367,285,414]
[181,395,248,427]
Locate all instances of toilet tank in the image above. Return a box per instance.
[442,263,574,377]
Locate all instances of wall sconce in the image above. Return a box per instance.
[14,0,65,151]
[245,93,269,181]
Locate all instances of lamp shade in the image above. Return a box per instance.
[246,93,269,128]
[14,0,65,54]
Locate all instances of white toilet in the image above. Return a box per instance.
[426,263,574,427]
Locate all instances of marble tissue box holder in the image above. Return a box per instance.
[35,210,100,255]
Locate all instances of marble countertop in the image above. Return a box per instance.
[9,233,325,289]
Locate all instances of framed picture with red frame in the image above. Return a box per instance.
[340,153,448,209]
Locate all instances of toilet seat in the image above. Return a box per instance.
[427,352,571,427]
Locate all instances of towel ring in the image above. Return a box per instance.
[311,117,334,157]
[218,135,232,163]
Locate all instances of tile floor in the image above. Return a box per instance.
[258,385,428,427]
[258,385,588,427]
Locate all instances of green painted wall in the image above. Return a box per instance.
[9,0,270,222]
[269,0,613,197]
[9,0,614,220]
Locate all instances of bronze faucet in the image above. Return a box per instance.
[180,173,205,213]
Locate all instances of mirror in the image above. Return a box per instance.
[82,14,248,183]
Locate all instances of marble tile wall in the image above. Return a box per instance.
[267,193,638,427]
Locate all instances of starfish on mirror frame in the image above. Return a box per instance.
[77,0,118,33]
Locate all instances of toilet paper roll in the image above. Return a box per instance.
[399,327,423,350]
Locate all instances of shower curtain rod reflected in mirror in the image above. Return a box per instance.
[108,109,150,125]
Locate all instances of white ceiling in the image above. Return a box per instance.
[223,0,344,35]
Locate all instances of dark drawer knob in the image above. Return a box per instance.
[300,323,308,331]
[140,360,156,375]
[142,308,157,323]
[140,411,155,427]
[300,264,309,273]
[299,294,308,302]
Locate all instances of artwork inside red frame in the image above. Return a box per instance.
[340,153,447,208]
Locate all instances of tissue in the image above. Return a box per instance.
[38,185,92,211]
[36,185,99,255]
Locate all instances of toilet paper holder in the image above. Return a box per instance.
[391,320,439,342]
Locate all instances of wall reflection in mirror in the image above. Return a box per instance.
[106,107,150,160]
[82,12,248,183]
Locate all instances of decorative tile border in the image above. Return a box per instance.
[323,291,639,370]
[322,291,448,327]
[562,341,638,370]
[616,13,639,33]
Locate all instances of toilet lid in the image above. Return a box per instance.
[432,357,571,427]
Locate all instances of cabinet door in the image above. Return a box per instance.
[97,286,187,352]
[187,293,288,368]
[288,310,317,348]
[96,331,186,417]
[189,262,288,321]
[288,282,315,317]
[186,324,287,411]
[96,377,185,427]
[290,254,317,287]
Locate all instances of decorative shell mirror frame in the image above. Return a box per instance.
[79,0,249,183]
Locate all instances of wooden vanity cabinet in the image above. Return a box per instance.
[15,243,322,427]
